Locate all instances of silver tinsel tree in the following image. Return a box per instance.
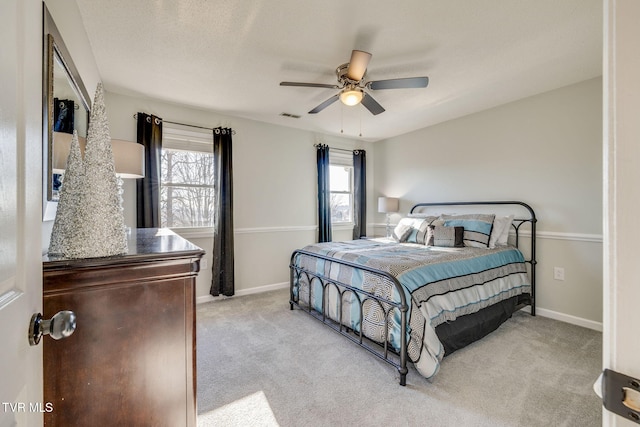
[49,82,128,258]
[48,131,88,257]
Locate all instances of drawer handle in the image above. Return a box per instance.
[28,310,76,346]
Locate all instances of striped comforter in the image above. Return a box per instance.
[292,238,531,379]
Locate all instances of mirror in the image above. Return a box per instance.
[43,5,91,220]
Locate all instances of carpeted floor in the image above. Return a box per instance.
[196,289,602,427]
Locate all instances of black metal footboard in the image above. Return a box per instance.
[289,249,409,386]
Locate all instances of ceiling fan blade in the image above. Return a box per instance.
[309,94,340,114]
[280,82,339,89]
[368,77,429,90]
[361,93,385,115]
[346,50,372,81]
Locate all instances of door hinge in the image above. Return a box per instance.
[596,369,640,424]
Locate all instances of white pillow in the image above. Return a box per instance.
[489,215,514,248]
[393,216,437,244]
[496,215,514,246]
[392,222,413,242]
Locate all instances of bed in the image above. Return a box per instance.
[289,201,536,385]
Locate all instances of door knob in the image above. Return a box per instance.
[29,310,76,346]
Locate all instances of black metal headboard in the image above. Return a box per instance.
[409,201,537,315]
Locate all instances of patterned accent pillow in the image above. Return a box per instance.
[391,222,413,242]
[392,216,437,244]
[426,225,464,247]
[441,213,495,248]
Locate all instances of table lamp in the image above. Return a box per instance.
[378,196,399,238]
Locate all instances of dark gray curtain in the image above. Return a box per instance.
[352,149,366,239]
[136,112,162,228]
[317,144,332,243]
[210,128,235,297]
[53,98,74,133]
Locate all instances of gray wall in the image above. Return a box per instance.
[105,91,374,300]
[372,77,603,327]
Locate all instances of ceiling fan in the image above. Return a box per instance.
[280,50,429,115]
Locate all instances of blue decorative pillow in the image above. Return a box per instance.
[441,214,495,248]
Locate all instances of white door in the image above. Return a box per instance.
[0,0,45,426]
[604,0,640,426]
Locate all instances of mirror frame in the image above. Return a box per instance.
[42,5,91,220]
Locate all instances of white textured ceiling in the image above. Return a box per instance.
[75,0,602,142]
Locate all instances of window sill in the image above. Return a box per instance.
[170,227,214,239]
[332,223,354,231]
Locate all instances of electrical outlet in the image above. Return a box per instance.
[201,258,208,269]
[553,267,565,281]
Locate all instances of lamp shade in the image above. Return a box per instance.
[52,132,145,178]
[378,197,399,213]
[111,139,145,178]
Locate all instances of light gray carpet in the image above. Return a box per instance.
[196,289,602,427]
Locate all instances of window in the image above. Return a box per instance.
[329,152,354,224]
[160,126,214,228]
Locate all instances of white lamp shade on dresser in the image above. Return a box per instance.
[52,131,145,178]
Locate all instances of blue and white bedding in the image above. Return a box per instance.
[292,238,531,379]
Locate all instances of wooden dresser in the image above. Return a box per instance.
[42,228,205,427]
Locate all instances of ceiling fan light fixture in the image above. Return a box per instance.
[340,88,363,106]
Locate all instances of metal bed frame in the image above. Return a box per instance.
[289,201,537,386]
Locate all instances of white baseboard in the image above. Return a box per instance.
[521,306,603,332]
[196,281,289,304]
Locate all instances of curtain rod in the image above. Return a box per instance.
[133,113,235,135]
[313,143,364,154]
